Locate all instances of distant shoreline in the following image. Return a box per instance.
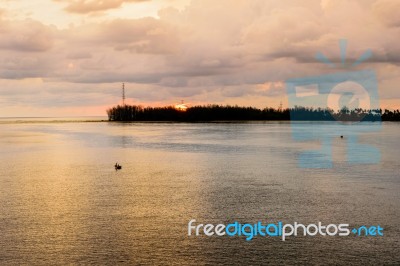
[106,104,400,122]
[1,119,399,125]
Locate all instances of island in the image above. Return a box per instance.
[106,104,400,122]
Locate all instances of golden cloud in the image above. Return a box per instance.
[54,0,148,14]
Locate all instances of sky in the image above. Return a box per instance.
[0,0,399,117]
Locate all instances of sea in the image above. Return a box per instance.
[0,118,399,265]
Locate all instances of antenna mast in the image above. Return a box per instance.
[122,83,125,106]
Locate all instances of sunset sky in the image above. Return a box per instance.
[0,0,399,116]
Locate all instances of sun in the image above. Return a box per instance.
[174,102,188,111]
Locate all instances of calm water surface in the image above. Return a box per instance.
[0,121,399,265]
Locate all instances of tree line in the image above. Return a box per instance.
[106,104,400,121]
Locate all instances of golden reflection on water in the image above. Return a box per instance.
[0,121,399,264]
[0,125,208,263]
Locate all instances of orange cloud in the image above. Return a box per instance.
[55,0,148,14]
[373,0,400,27]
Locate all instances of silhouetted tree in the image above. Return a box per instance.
[106,104,399,122]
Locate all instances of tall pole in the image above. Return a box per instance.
[122,83,125,106]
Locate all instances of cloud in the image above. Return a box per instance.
[0,57,49,79]
[96,18,180,54]
[1,0,400,115]
[54,0,148,14]
[0,8,6,17]
[373,0,400,28]
[66,51,92,59]
[0,19,54,52]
